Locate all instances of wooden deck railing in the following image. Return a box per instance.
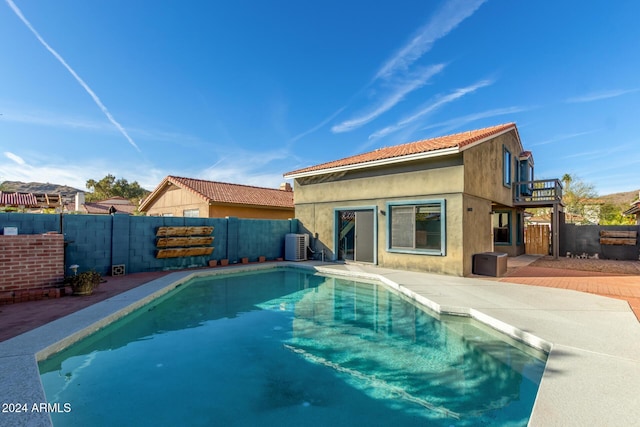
[513,179,563,206]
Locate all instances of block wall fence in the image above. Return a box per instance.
[559,223,640,260]
[0,213,299,280]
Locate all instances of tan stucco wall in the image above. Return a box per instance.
[293,156,464,205]
[462,195,494,275]
[463,130,522,207]
[208,204,294,220]
[297,194,466,275]
[144,187,208,217]
[145,187,294,219]
[294,162,468,275]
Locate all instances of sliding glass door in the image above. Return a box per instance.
[337,209,375,263]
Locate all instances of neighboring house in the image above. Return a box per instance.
[284,123,562,276]
[78,196,137,215]
[562,198,603,225]
[623,193,640,224]
[527,209,584,226]
[139,176,294,219]
[0,191,62,212]
[582,199,603,225]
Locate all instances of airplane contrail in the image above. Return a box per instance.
[6,0,141,152]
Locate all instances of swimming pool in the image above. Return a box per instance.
[39,267,546,426]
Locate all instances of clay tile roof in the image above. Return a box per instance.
[285,123,517,177]
[0,192,38,207]
[152,176,294,209]
[100,196,132,205]
[83,198,137,215]
[83,203,112,214]
[623,200,640,216]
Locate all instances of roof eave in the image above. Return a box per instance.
[138,178,169,212]
[623,203,640,215]
[284,146,461,179]
[457,125,520,154]
[284,124,519,179]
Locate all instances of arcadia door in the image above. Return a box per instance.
[337,209,375,263]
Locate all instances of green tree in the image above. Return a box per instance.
[599,202,636,225]
[561,173,598,224]
[86,174,149,203]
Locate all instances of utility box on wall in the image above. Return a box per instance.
[473,252,508,277]
[2,227,18,235]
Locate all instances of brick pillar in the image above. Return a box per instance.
[0,234,65,302]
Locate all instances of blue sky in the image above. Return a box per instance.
[1,0,639,196]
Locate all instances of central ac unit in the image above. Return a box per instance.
[285,233,308,261]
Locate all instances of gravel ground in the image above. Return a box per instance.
[530,256,640,275]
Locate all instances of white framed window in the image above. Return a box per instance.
[387,200,445,255]
[183,209,199,218]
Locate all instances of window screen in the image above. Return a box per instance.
[389,202,444,254]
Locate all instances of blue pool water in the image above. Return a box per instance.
[39,268,546,426]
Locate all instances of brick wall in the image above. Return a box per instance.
[0,234,65,304]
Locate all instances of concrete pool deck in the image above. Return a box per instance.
[1,261,639,426]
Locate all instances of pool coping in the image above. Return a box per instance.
[1,261,639,426]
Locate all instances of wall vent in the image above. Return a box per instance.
[111,264,126,276]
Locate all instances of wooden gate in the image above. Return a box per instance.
[525,225,550,255]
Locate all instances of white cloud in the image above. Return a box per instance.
[332,64,446,133]
[560,143,631,161]
[1,110,112,132]
[201,148,294,188]
[4,151,26,165]
[0,150,166,191]
[375,0,487,80]
[0,108,207,149]
[0,157,90,190]
[0,142,295,193]
[289,106,347,143]
[565,88,639,103]
[369,79,494,140]
[421,106,532,133]
[329,0,488,134]
[531,129,600,146]
[6,0,141,152]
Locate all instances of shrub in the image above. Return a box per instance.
[69,270,102,296]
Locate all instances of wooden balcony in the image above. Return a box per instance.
[513,179,563,207]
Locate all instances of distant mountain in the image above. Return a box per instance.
[0,181,83,206]
[599,189,640,206]
[1,181,82,195]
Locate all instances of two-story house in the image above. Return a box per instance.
[284,123,562,276]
